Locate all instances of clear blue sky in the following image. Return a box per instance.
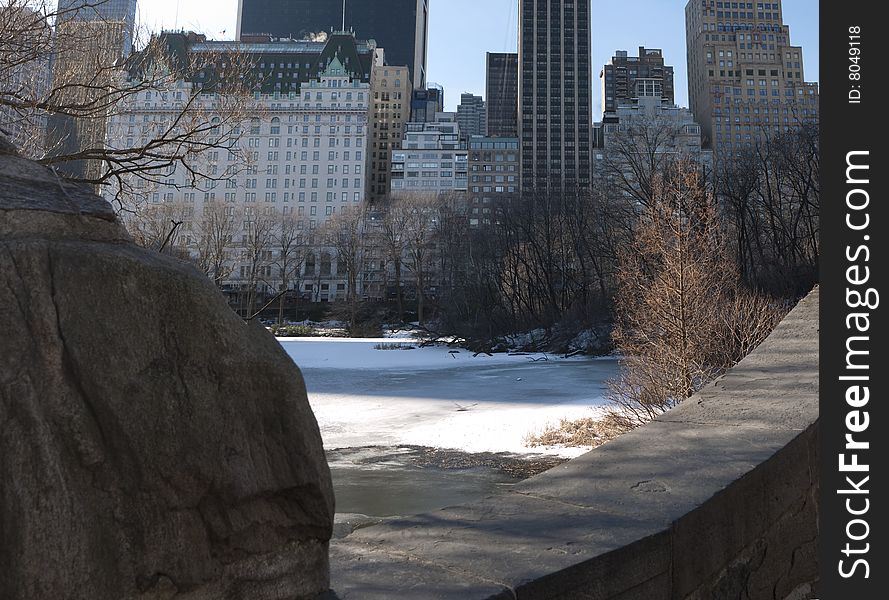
[136,0,819,116]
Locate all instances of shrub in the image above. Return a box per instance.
[372,342,416,351]
[269,324,315,337]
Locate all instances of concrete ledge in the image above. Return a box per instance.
[326,289,819,599]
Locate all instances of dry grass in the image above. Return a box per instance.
[525,412,631,449]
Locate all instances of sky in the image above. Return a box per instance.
[134,0,819,117]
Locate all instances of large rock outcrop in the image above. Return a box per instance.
[0,148,334,599]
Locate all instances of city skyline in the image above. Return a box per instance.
[134,1,818,117]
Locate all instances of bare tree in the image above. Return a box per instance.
[489,186,613,331]
[124,199,191,257]
[0,0,51,157]
[379,198,410,320]
[600,116,689,209]
[272,215,308,324]
[320,206,367,329]
[608,161,785,428]
[194,201,235,289]
[239,213,275,317]
[434,204,508,347]
[716,122,819,295]
[1,1,256,199]
[392,193,441,325]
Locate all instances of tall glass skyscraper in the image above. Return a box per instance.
[237,0,428,89]
[486,52,518,138]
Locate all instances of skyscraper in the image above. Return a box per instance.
[409,84,444,123]
[486,52,518,138]
[456,93,486,142]
[48,0,139,181]
[57,0,138,56]
[0,4,51,158]
[237,0,429,90]
[685,0,819,161]
[600,47,674,117]
[369,65,411,202]
[518,0,592,191]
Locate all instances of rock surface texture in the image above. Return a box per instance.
[0,150,334,600]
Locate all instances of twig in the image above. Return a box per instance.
[247,289,288,321]
[158,219,183,253]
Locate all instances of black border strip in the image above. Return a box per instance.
[820,0,886,597]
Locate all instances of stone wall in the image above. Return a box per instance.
[326,289,819,599]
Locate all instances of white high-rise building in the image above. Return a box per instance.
[594,95,712,175]
[105,56,372,304]
[390,113,468,196]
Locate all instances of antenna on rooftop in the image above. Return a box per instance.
[342,0,346,31]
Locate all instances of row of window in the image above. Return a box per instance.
[470,186,517,193]
[148,191,362,204]
[714,2,779,9]
[470,175,517,183]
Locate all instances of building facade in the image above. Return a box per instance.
[105,39,374,305]
[46,0,138,180]
[518,0,593,191]
[594,96,711,175]
[368,65,410,202]
[467,136,519,228]
[46,18,133,182]
[485,52,518,138]
[237,0,429,89]
[456,93,486,142]
[0,4,51,158]
[409,84,444,123]
[600,47,674,116]
[685,0,819,161]
[57,0,138,56]
[390,113,468,196]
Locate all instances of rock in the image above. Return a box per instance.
[0,132,19,156]
[0,154,334,599]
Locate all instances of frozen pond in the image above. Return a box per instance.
[279,338,621,518]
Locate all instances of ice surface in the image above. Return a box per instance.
[281,338,620,458]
